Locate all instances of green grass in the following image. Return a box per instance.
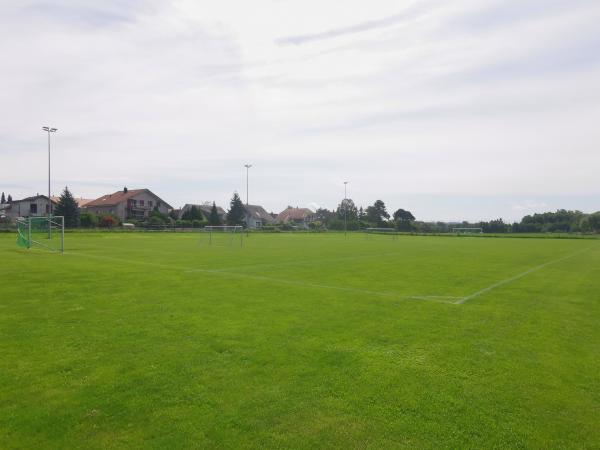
[1,231,599,449]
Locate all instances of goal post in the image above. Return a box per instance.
[452,227,483,235]
[203,225,243,246]
[16,216,64,253]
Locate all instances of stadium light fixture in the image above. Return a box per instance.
[244,164,252,205]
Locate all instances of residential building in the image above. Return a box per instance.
[277,207,316,229]
[5,195,57,219]
[243,204,275,228]
[83,188,172,221]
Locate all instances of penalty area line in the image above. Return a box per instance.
[455,247,594,304]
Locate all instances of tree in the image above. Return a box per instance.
[0,192,5,204]
[182,205,203,221]
[588,212,600,233]
[7,194,12,203]
[53,186,80,228]
[226,192,245,225]
[366,200,390,226]
[208,202,221,225]
[79,212,98,228]
[393,208,415,222]
[336,198,359,221]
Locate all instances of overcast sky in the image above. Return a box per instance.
[1,0,599,221]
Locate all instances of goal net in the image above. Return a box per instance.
[17,216,64,253]
[203,225,243,246]
[364,227,398,239]
[452,227,483,235]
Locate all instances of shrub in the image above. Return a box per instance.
[99,214,119,228]
[79,212,98,228]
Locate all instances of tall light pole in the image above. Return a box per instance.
[343,181,348,237]
[244,164,252,205]
[42,126,58,216]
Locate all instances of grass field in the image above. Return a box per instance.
[1,231,599,449]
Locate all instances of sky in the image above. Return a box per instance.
[1,0,599,222]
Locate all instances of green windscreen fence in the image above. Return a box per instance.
[16,216,64,253]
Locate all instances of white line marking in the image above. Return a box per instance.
[64,251,453,304]
[455,247,594,304]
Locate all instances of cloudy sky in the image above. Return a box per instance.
[1,0,599,221]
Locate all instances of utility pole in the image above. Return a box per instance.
[344,181,348,238]
[244,164,252,205]
[42,126,58,214]
[42,126,58,238]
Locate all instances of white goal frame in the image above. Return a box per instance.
[364,227,398,240]
[203,225,244,246]
[16,216,64,253]
[452,227,483,235]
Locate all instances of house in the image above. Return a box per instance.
[277,207,316,229]
[83,188,172,221]
[243,204,275,229]
[5,195,57,219]
[179,203,227,222]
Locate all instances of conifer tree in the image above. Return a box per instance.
[7,194,12,203]
[0,192,5,204]
[53,186,80,228]
[226,192,245,225]
[208,202,221,225]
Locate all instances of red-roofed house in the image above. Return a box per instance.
[276,207,316,229]
[83,188,172,221]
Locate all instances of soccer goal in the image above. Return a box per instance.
[16,216,64,253]
[364,227,398,240]
[452,227,483,235]
[203,225,244,246]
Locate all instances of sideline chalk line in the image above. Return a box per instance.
[455,247,594,304]
[64,251,455,304]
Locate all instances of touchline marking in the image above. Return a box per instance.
[185,268,457,304]
[65,251,453,304]
[455,247,594,304]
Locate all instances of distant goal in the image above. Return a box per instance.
[17,216,64,253]
[203,225,244,246]
[452,227,483,235]
[364,227,398,240]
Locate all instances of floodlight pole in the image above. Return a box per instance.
[343,181,348,238]
[244,164,252,205]
[42,126,58,237]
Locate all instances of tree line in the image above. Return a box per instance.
[3,189,599,233]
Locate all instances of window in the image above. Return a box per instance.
[30,203,37,214]
[140,200,145,206]
[148,201,153,208]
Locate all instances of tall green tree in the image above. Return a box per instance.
[226,193,245,225]
[7,194,12,203]
[393,208,415,222]
[182,205,203,221]
[1,192,5,204]
[53,186,80,228]
[336,198,359,221]
[208,202,221,225]
[366,200,390,226]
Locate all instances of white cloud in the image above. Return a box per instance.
[1,0,599,220]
